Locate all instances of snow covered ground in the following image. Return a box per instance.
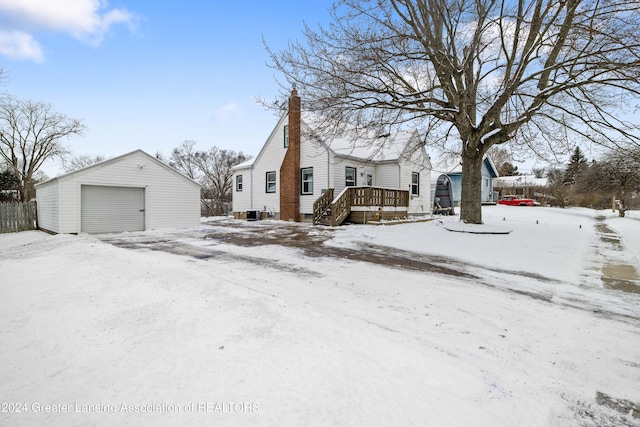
[1,205,639,426]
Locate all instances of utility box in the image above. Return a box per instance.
[246,209,261,221]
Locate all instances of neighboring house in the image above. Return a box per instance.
[430,156,499,209]
[493,175,549,201]
[35,150,201,234]
[231,89,432,225]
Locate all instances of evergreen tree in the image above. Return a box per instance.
[564,147,588,185]
[0,169,19,201]
[498,162,520,177]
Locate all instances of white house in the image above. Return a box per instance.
[231,89,432,224]
[35,150,201,234]
[493,174,549,200]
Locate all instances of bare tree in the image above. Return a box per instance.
[487,146,511,175]
[0,97,85,201]
[63,154,106,173]
[193,147,250,211]
[169,140,201,180]
[547,168,571,208]
[161,141,251,215]
[532,168,546,179]
[586,149,640,217]
[268,0,640,223]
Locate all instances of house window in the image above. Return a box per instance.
[266,171,276,193]
[301,167,313,194]
[411,172,419,196]
[236,175,243,192]
[366,174,373,186]
[484,178,490,189]
[284,125,289,148]
[345,167,356,187]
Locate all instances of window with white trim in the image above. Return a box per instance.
[236,175,243,192]
[345,167,356,187]
[301,167,313,194]
[266,171,276,193]
[411,172,420,196]
[284,125,289,148]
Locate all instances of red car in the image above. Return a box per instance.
[498,195,540,206]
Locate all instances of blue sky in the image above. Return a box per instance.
[0,1,333,176]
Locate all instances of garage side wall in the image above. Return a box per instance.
[35,181,60,233]
[57,152,200,233]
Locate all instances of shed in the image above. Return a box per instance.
[35,150,201,234]
[431,156,499,208]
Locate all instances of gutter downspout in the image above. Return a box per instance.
[250,169,253,210]
[327,148,331,190]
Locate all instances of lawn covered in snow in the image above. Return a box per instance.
[1,206,639,426]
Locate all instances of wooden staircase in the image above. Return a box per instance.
[313,187,409,226]
[313,189,336,226]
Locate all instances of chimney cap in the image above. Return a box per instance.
[291,85,298,96]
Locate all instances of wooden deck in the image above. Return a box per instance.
[313,187,410,226]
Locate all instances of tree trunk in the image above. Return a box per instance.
[19,182,28,202]
[460,151,484,224]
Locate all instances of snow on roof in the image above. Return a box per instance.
[301,112,419,162]
[494,175,548,187]
[430,157,462,174]
[430,155,499,177]
[231,157,255,170]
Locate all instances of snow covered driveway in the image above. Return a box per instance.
[1,206,639,426]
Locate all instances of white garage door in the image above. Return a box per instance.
[81,185,145,233]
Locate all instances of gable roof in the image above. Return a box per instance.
[232,157,256,170]
[494,175,548,187]
[36,149,201,188]
[231,113,288,172]
[231,112,425,172]
[301,112,421,163]
[431,155,499,177]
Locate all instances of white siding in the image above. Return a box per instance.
[81,186,145,233]
[250,116,288,215]
[331,157,376,195]
[398,143,431,215]
[48,151,200,234]
[231,168,252,213]
[35,181,60,233]
[299,137,330,214]
[375,163,400,189]
[230,118,432,219]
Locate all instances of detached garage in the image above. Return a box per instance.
[36,150,201,234]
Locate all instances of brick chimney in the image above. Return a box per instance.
[279,88,301,221]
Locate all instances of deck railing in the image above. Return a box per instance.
[350,187,409,208]
[312,188,334,225]
[331,188,352,226]
[313,186,409,226]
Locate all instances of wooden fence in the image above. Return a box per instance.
[0,201,38,233]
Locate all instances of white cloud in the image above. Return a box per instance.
[0,30,44,62]
[213,103,242,122]
[0,0,137,60]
